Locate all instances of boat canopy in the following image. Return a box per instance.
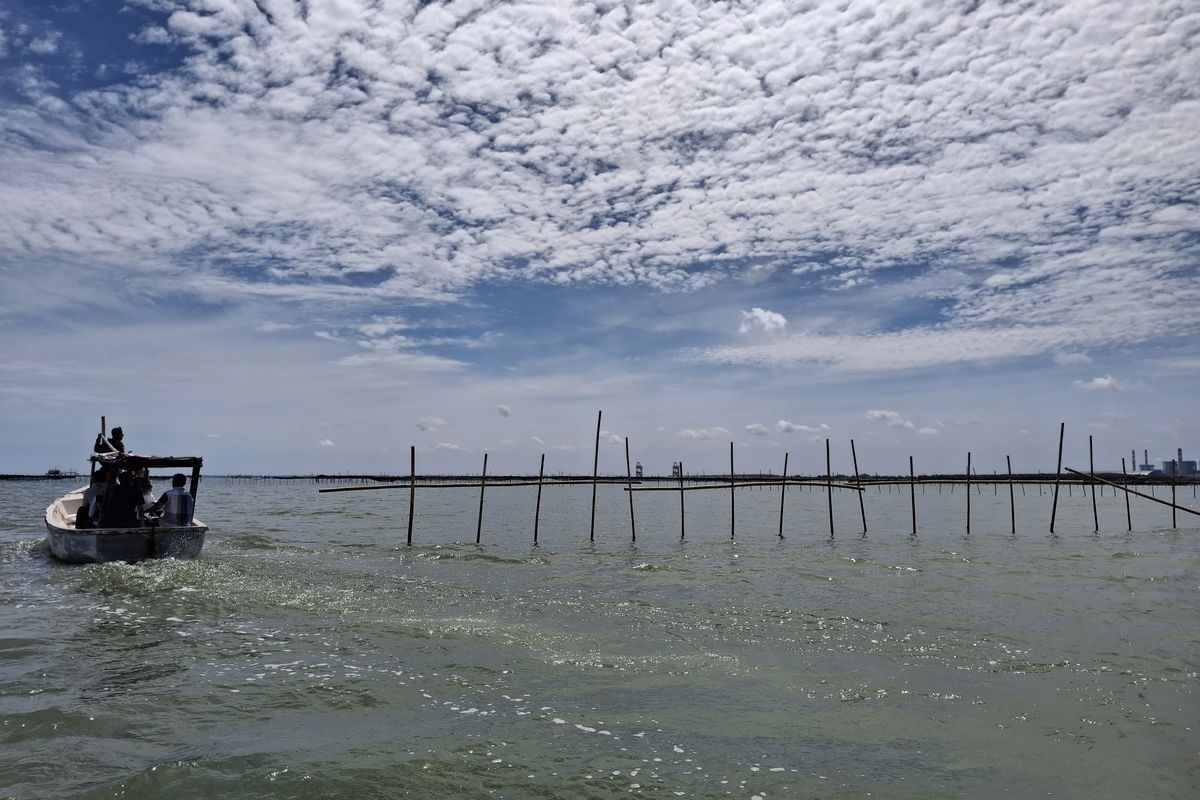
[90,452,203,470]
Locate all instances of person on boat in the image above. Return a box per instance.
[82,466,110,526]
[146,473,194,527]
[99,470,143,528]
[93,426,126,454]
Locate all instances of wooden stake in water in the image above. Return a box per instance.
[1089,435,1099,532]
[678,459,686,540]
[534,453,545,544]
[407,445,415,546]
[965,451,972,536]
[1121,457,1131,531]
[1171,464,1177,529]
[625,437,636,543]
[590,410,601,542]
[851,439,867,534]
[909,455,917,536]
[729,441,736,540]
[476,452,488,544]
[1007,455,1015,536]
[778,452,789,539]
[826,438,834,539]
[1050,422,1065,534]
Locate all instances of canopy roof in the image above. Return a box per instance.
[91,452,203,470]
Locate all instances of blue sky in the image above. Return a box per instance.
[1,0,1197,476]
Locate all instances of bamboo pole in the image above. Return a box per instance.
[1121,458,1131,531]
[534,453,545,544]
[966,452,971,535]
[778,452,788,539]
[1089,435,1099,532]
[476,453,487,544]
[909,455,916,536]
[851,439,866,534]
[678,460,685,540]
[1007,455,1015,536]
[729,441,735,540]
[1050,422,1065,533]
[1064,468,1200,516]
[590,410,601,542]
[826,438,834,539]
[625,437,636,543]
[1171,465,1177,529]
[407,445,415,546]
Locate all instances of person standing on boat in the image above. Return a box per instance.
[82,465,111,526]
[147,474,194,527]
[99,470,143,528]
[93,426,125,454]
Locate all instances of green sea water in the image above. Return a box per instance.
[2,478,1197,799]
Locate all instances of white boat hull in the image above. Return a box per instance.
[44,487,207,563]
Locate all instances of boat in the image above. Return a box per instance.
[44,450,208,564]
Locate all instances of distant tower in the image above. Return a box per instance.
[635,461,643,478]
[671,461,681,478]
[1131,449,1136,470]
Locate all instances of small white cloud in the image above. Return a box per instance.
[916,427,939,435]
[314,331,339,341]
[744,423,769,436]
[600,429,623,445]
[866,410,917,431]
[497,404,511,417]
[358,316,408,337]
[678,426,730,440]
[1053,352,1093,366]
[416,416,445,431]
[254,321,298,332]
[738,307,787,334]
[1073,375,1125,391]
[531,435,545,445]
[435,442,465,451]
[776,420,830,434]
[319,439,335,448]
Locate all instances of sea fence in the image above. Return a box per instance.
[309,413,1198,544]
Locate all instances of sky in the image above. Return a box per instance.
[0,0,1197,477]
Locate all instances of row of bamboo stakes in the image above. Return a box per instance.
[318,414,1198,544]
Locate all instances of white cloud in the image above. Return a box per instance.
[738,308,788,335]
[600,429,623,445]
[416,416,445,432]
[1053,352,1093,367]
[776,420,830,434]
[318,439,334,448]
[744,423,769,436]
[678,426,730,440]
[254,321,298,332]
[1073,375,1126,391]
[866,410,917,431]
[435,442,465,451]
[497,404,511,418]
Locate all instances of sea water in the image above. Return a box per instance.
[1,478,1197,799]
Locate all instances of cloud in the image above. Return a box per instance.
[416,416,445,432]
[254,321,299,332]
[776,420,830,434]
[497,404,511,418]
[318,439,335,448]
[600,429,624,445]
[1053,352,1093,367]
[738,308,788,335]
[435,442,465,451]
[1073,375,1126,391]
[744,423,769,436]
[678,426,730,440]
[866,410,917,431]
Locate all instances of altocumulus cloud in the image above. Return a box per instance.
[0,0,1195,380]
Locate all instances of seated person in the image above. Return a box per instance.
[75,503,94,530]
[98,470,143,528]
[147,473,195,527]
[82,467,110,526]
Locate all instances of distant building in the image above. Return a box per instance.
[635,461,643,478]
[1163,448,1197,477]
[671,461,681,478]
